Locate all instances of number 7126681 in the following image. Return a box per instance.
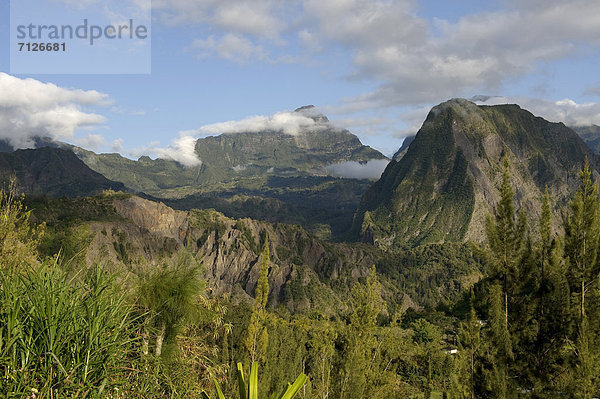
[18,43,66,52]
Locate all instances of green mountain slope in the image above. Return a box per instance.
[353,98,598,248]
[0,147,125,197]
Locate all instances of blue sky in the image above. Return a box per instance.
[1,0,600,161]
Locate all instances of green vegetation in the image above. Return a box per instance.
[202,362,307,399]
[163,177,373,241]
[5,147,600,397]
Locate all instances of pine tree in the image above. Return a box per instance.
[485,153,527,330]
[245,236,270,364]
[531,189,570,394]
[484,153,525,397]
[564,157,599,325]
[338,266,384,399]
[485,283,513,399]
[455,292,481,399]
[563,158,600,398]
[539,186,552,318]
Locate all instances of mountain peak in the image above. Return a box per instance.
[294,105,329,123]
[353,100,597,247]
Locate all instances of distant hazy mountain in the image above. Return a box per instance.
[392,135,416,161]
[353,98,598,248]
[0,147,125,197]
[572,124,600,154]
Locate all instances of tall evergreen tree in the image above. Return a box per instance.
[483,153,526,397]
[539,186,552,318]
[530,189,570,395]
[563,158,600,398]
[455,292,481,399]
[485,283,513,398]
[485,153,527,330]
[338,266,384,399]
[564,158,599,324]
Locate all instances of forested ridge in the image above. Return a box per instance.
[2,153,600,398]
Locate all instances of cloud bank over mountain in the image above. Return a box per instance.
[140,108,333,167]
[0,73,108,149]
[190,109,330,137]
[326,159,389,180]
[473,96,600,127]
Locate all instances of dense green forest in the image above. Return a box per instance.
[2,154,600,398]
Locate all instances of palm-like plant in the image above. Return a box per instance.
[202,362,307,399]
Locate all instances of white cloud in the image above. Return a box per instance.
[153,0,600,109]
[320,0,600,108]
[0,73,108,149]
[131,134,202,167]
[326,159,389,180]
[135,107,333,167]
[212,2,284,39]
[154,0,286,38]
[193,109,331,136]
[192,34,267,63]
[111,138,124,152]
[76,133,106,151]
[473,96,600,127]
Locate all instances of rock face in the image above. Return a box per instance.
[112,196,190,242]
[31,193,484,312]
[84,195,375,313]
[353,99,599,248]
[0,147,125,197]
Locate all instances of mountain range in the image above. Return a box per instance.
[0,107,387,240]
[3,99,599,251]
[2,98,599,317]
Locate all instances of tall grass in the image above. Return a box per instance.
[0,260,136,398]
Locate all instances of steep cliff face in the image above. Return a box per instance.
[30,193,484,312]
[112,196,190,242]
[353,99,599,248]
[81,195,375,313]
